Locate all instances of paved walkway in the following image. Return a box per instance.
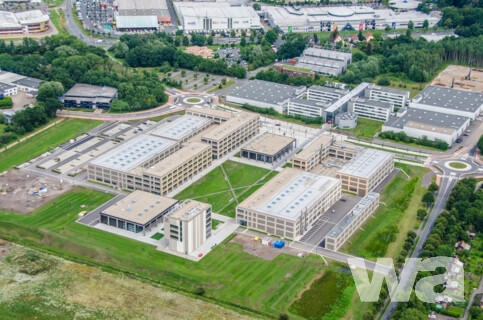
[347,139,430,157]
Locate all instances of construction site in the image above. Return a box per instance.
[0,170,73,214]
[430,64,483,93]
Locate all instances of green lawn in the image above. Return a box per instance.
[212,219,224,230]
[44,0,64,6]
[49,10,67,36]
[0,188,326,318]
[148,110,185,122]
[0,118,101,173]
[150,232,164,240]
[206,80,236,93]
[339,118,383,140]
[449,162,467,169]
[222,160,271,194]
[186,98,202,103]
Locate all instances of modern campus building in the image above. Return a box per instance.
[100,191,178,235]
[150,115,213,145]
[295,47,352,76]
[240,132,296,164]
[0,10,49,35]
[348,97,393,122]
[263,5,438,33]
[226,80,305,113]
[336,149,394,196]
[164,200,212,254]
[200,112,260,159]
[186,106,233,124]
[382,107,471,145]
[335,112,358,129]
[236,168,342,238]
[365,83,409,109]
[410,86,483,120]
[116,0,171,28]
[0,82,17,97]
[287,97,332,119]
[0,70,42,94]
[307,85,350,103]
[62,84,119,109]
[174,2,262,32]
[325,192,380,251]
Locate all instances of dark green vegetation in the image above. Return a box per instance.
[150,232,163,240]
[478,135,483,153]
[241,103,323,126]
[440,7,483,37]
[0,188,327,318]
[0,118,101,172]
[379,131,449,150]
[290,269,354,320]
[212,219,223,230]
[0,96,12,109]
[0,36,168,112]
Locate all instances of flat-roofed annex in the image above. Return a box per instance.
[169,200,211,222]
[201,112,258,141]
[103,191,178,225]
[150,115,211,141]
[294,134,333,161]
[242,132,295,156]
[238,168,340,221]
[337,148,393,179]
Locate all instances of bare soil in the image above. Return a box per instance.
[430,65,483,93]
[0,169,73,214]
[231,234,304,261]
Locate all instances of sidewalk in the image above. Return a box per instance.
[347,139,430,157]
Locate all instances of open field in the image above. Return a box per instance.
[341,163,430,260]
[430,64,483,93]
[49,10,67,36]
[0,188,327,318]
[0,243,256,320]
[0,118,101,173]
[339,118,383,140]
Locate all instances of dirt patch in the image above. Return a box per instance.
[0,239,10,259]
[231,233,304,260]
[0,169,73,214]
[430,65,483,93]
[10,91,36,109]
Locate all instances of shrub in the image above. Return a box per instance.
[0,96,13,109]
[377,77,391,86]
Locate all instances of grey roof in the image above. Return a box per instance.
[338,148,393,179]
[150,115,210,141]
[65,83,118,99]
[12,77,42,89]
[228,79,304,106]
[326,82,370,113]
[351,97,393,109]
[413,86,483,113]
[117,0,169,17]
[337,112,358,121]
[0,81,15,91]
[368,83,409,96]
[384,107,470,131]
[308,85,349,96]
[289,97,332,108]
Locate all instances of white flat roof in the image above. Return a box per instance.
[150,115,210,141]
[337,149,393,179]
[15,10,49,25]
[239,168,340,221]
[90,134,176,172]
[175,2,259,19]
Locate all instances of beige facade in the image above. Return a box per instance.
[201,112,260,159]
[241,132,296,164]
[164,200,212,254]
[185,107,234,124]
[325,192,380,251]
[336,149,394,196]
[236,168,341,239]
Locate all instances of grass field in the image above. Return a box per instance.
[44,0,64,6]
[49,10,67,36]
[0,188,327,318]
[341,163,430,260]
[0,118,101,173]
[449,162,468,169]
[206,80,236,93]
[186,98,202,103]
[148,110,185,122]
[340,118,383,140]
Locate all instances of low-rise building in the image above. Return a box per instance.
[307,85,350,103]
[336,149,394,196]
[0,70,42,94]
[335,112,357,129]
[185,106,233,124]
[295,47,352,76]
[348,97,393,121]
[164,200,212,254]
[287,97,331,119]
[410,86,483,120]
[364,83,409,109]
[236,168,342,238]
[0,82,17,97]
[325,192,380,251]
[274,63,316,80]
[382,107,470,145]
[200,112,260,159]
[63,83,119,109]
[226,80,305,113]
[100,191,178,235]
[240,132,295,164]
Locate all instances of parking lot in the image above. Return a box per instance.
[214,47,247,67]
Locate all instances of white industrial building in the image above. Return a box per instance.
[296,47,352,76]
[410,86,483,120]
[382,107,470,145]
[0,70,42,94]
[307,85,349,103]
[364,83,409,109]
[263,5,439,33]
[0,10,49,35]
[164,200,212,255]
[0,82,17,97]
[287,97,330,119]
[348,97,393,122]
[174,2,262,32]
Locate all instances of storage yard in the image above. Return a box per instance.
[429,65,483,93]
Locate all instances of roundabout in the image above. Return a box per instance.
[444,160,471,171]
[183,97,204,104]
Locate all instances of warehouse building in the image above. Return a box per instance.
[174,2,261,32]
[200,112,260,159]
[348,97,393,122]
[0,10,49,35]
[410,86,483,120]
[186,106,233,124]
[263,6,438,33]
[287,97,332,119]
[164,200,212,254]
[100,191,178,235]
[116,0,171,27]
[336,149,394,196]
[116,16,159,31]
[307,85,350,103]
[63,84,118,109]
[0,70,42,94]
[381,107,470,145]
[226,80,305,113]
[236,168,342,238]
[150,115,213,144]
[364,83,409,109]
[295,47,352,76]
[240,132,296,164]
[0,82,17,97]
[325,192,379,251]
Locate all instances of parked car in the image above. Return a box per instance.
[455,138,463,143]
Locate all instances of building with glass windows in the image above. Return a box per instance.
[240,132,295,164]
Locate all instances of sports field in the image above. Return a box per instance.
[0,188,326,318]
[0,118,102,173]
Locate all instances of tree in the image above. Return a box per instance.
[417,208,427,220]
[422,191,435,205]
[365,41,374,55]
[428,182,439,193]
[423,19,429,30]
[194,287,205,296]
[240,37,246,47]
[220,30,225,37]
[175,30,183,36]
[207,35,213,45]
[264,29,278,44]
[210,30,215,37]
[253,3,261,10]
[444,18,452,29]
[221,78,227,85]
[257,32,263,44]
[249,33,255,43]
[477,135,483,152]
[358,30,365,41]
[230,30,236,37]
[182,36,189,46]
[385,25,391,31]
[37,81,65,102]
[408,20,414,30]
[241,30,246,37]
